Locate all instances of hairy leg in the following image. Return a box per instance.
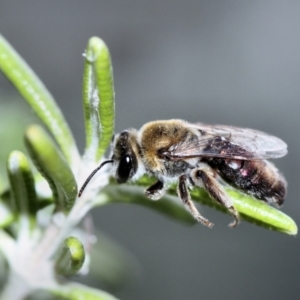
[178,175,214,228]
[191,168,239,228]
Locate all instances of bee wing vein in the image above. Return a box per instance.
[168,124,287,160]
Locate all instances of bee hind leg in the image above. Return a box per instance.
[145,180,166,200]
[191,168,240,228]
[178,175,214,228]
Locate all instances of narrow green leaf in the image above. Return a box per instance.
[101,184,195,224]
[7,151,37,233]
[0,193,15,229]
[82,37,115,162]
[225,189,297,235]
[49,282,119,300]
[130,176,298,235]
[55,236,85,276]
[0,34,80,166]
[24,125,77,213]
[0,99,40,191]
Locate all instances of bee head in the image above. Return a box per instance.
[112,130,139,183]
[78,130,140,197]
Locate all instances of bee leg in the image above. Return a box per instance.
[178,175,214,228]
[191,168,240,228]
[145,180,166,200]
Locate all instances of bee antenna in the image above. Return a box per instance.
[78,160,113,197]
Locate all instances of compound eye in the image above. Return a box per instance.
[117,155,132,183]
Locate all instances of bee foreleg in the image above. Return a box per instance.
[191,168,240,228]
[145,180,166,200]
[178,175,214,228]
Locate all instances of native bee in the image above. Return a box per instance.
[79,119,287,228]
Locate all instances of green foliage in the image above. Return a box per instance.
[82,37,115,161]
[0,33,297,300]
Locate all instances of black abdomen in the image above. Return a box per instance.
[205,158,286,206]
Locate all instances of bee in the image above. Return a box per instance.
[79,119,287,228]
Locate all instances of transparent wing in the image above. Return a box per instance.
[168,123,287,160]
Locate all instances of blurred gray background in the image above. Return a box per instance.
[1,1,300,299]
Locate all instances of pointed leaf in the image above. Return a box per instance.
[82,37,115,162]
[0,192,15,229]
[7,151,37,234]
[0,34,80,166]
[24,125,77,213]
[133,175,297,235]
